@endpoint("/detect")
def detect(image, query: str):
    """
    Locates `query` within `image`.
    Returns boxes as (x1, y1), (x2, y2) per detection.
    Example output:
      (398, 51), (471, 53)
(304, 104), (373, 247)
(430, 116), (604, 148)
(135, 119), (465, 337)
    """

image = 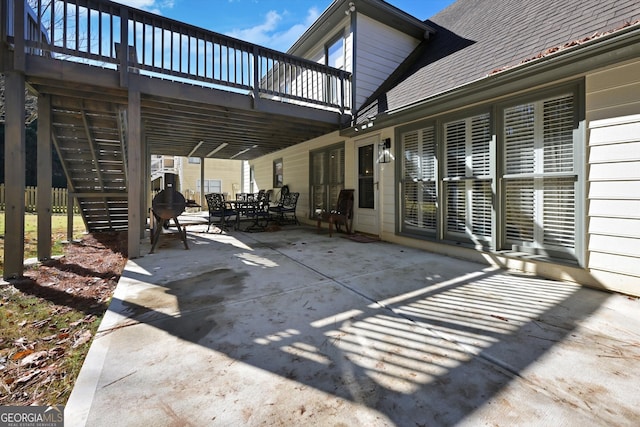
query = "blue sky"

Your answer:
(115, 0), (456, 51)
